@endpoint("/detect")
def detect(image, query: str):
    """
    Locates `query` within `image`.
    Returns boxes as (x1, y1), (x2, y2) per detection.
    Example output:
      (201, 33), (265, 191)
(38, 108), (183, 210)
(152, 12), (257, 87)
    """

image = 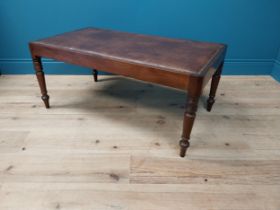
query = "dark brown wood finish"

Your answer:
(92, 69), (98, 82)
(29, 27), (227, 157)
(180, 76), (203, 157)
(207, 62), (224, 112)
(31, 56), (50, 108)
